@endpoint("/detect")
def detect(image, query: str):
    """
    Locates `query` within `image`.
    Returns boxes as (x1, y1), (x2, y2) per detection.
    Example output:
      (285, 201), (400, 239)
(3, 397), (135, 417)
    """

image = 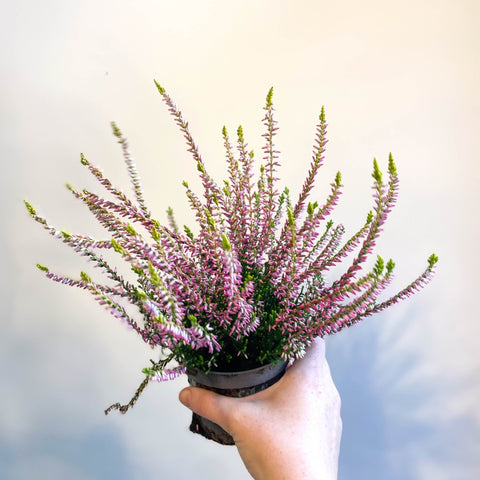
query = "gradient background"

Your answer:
(2, 1), (479, 478)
